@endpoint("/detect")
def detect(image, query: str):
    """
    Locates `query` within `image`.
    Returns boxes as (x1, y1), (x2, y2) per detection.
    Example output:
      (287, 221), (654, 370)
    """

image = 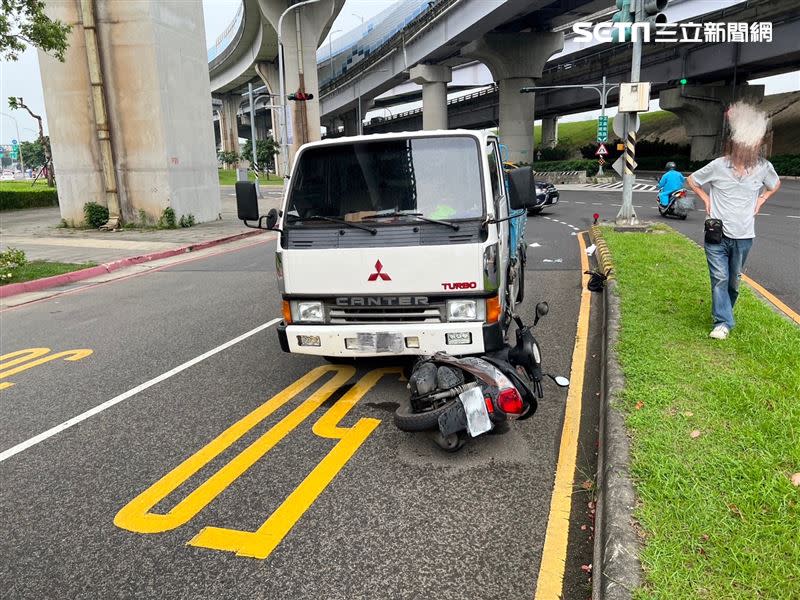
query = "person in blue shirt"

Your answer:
(658, 162), (685, 206)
